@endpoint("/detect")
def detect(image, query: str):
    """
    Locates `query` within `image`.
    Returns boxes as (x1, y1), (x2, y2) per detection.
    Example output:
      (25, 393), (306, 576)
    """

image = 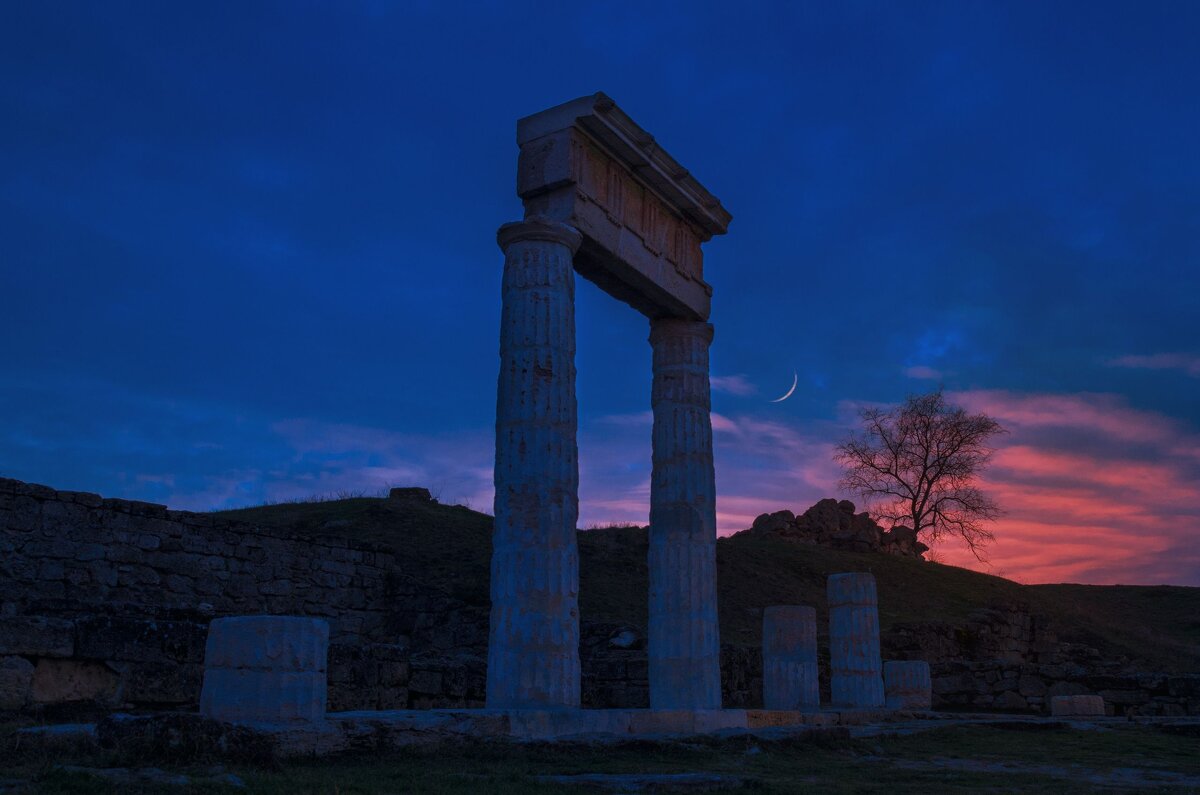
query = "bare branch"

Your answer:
(834, 388), (1006, 560)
